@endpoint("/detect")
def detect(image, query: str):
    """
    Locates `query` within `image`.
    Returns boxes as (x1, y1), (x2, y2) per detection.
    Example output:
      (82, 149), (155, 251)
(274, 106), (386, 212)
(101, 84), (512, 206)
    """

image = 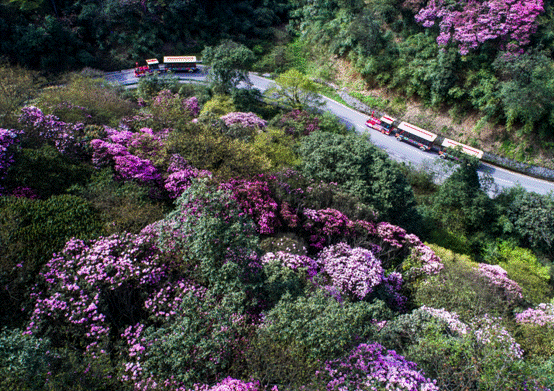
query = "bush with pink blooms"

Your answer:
(415, 0), (544, 54)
